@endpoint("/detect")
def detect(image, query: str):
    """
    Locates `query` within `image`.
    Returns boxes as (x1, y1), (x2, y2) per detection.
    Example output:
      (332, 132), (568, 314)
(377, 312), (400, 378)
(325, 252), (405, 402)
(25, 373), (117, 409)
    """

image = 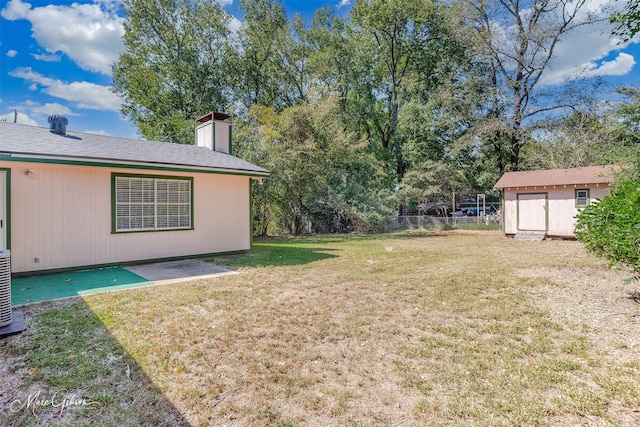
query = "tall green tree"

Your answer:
(607, 87), (640, 148)
(520, 110), (625, 170)
(304, 8), (357, 120)
(575, 8), (640, 284)
(350, 0), (451, 180)
(451, 0), (602, 174)
(398, 161), (470, 213)
(606, 86), (640, 181)
(611, 0), (640, 42)
(559, 87), (640, 284)
(520, 86), (640, 173)
(392, 9), (485, 209)
(575, 180), (640, 282)
(112, 0), (231, 143)
(609, 2), (640, 181)
(226, 0), (309, 111)
(234, 95), (393, 235)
